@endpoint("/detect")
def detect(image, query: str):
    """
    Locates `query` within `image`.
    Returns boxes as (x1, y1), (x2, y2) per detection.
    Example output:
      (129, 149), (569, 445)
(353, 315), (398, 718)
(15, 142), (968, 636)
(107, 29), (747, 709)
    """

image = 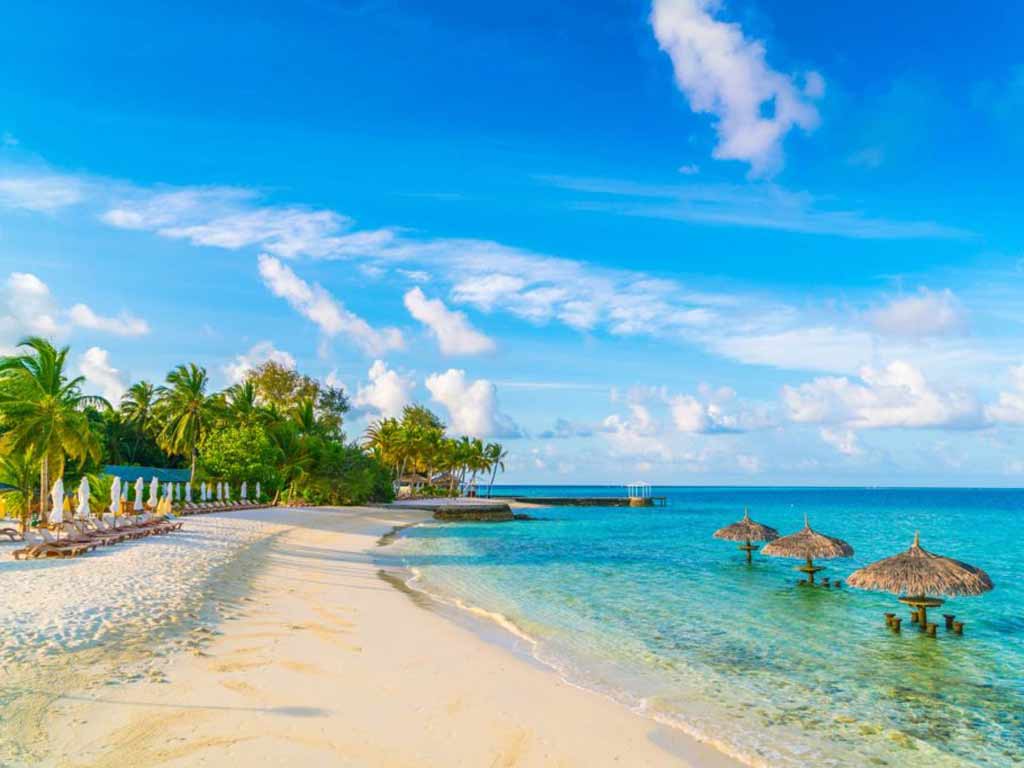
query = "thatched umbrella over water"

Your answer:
(848, 532), (993, 630)
(762, 514), (853, 585)
(714, 508), (779, 563)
